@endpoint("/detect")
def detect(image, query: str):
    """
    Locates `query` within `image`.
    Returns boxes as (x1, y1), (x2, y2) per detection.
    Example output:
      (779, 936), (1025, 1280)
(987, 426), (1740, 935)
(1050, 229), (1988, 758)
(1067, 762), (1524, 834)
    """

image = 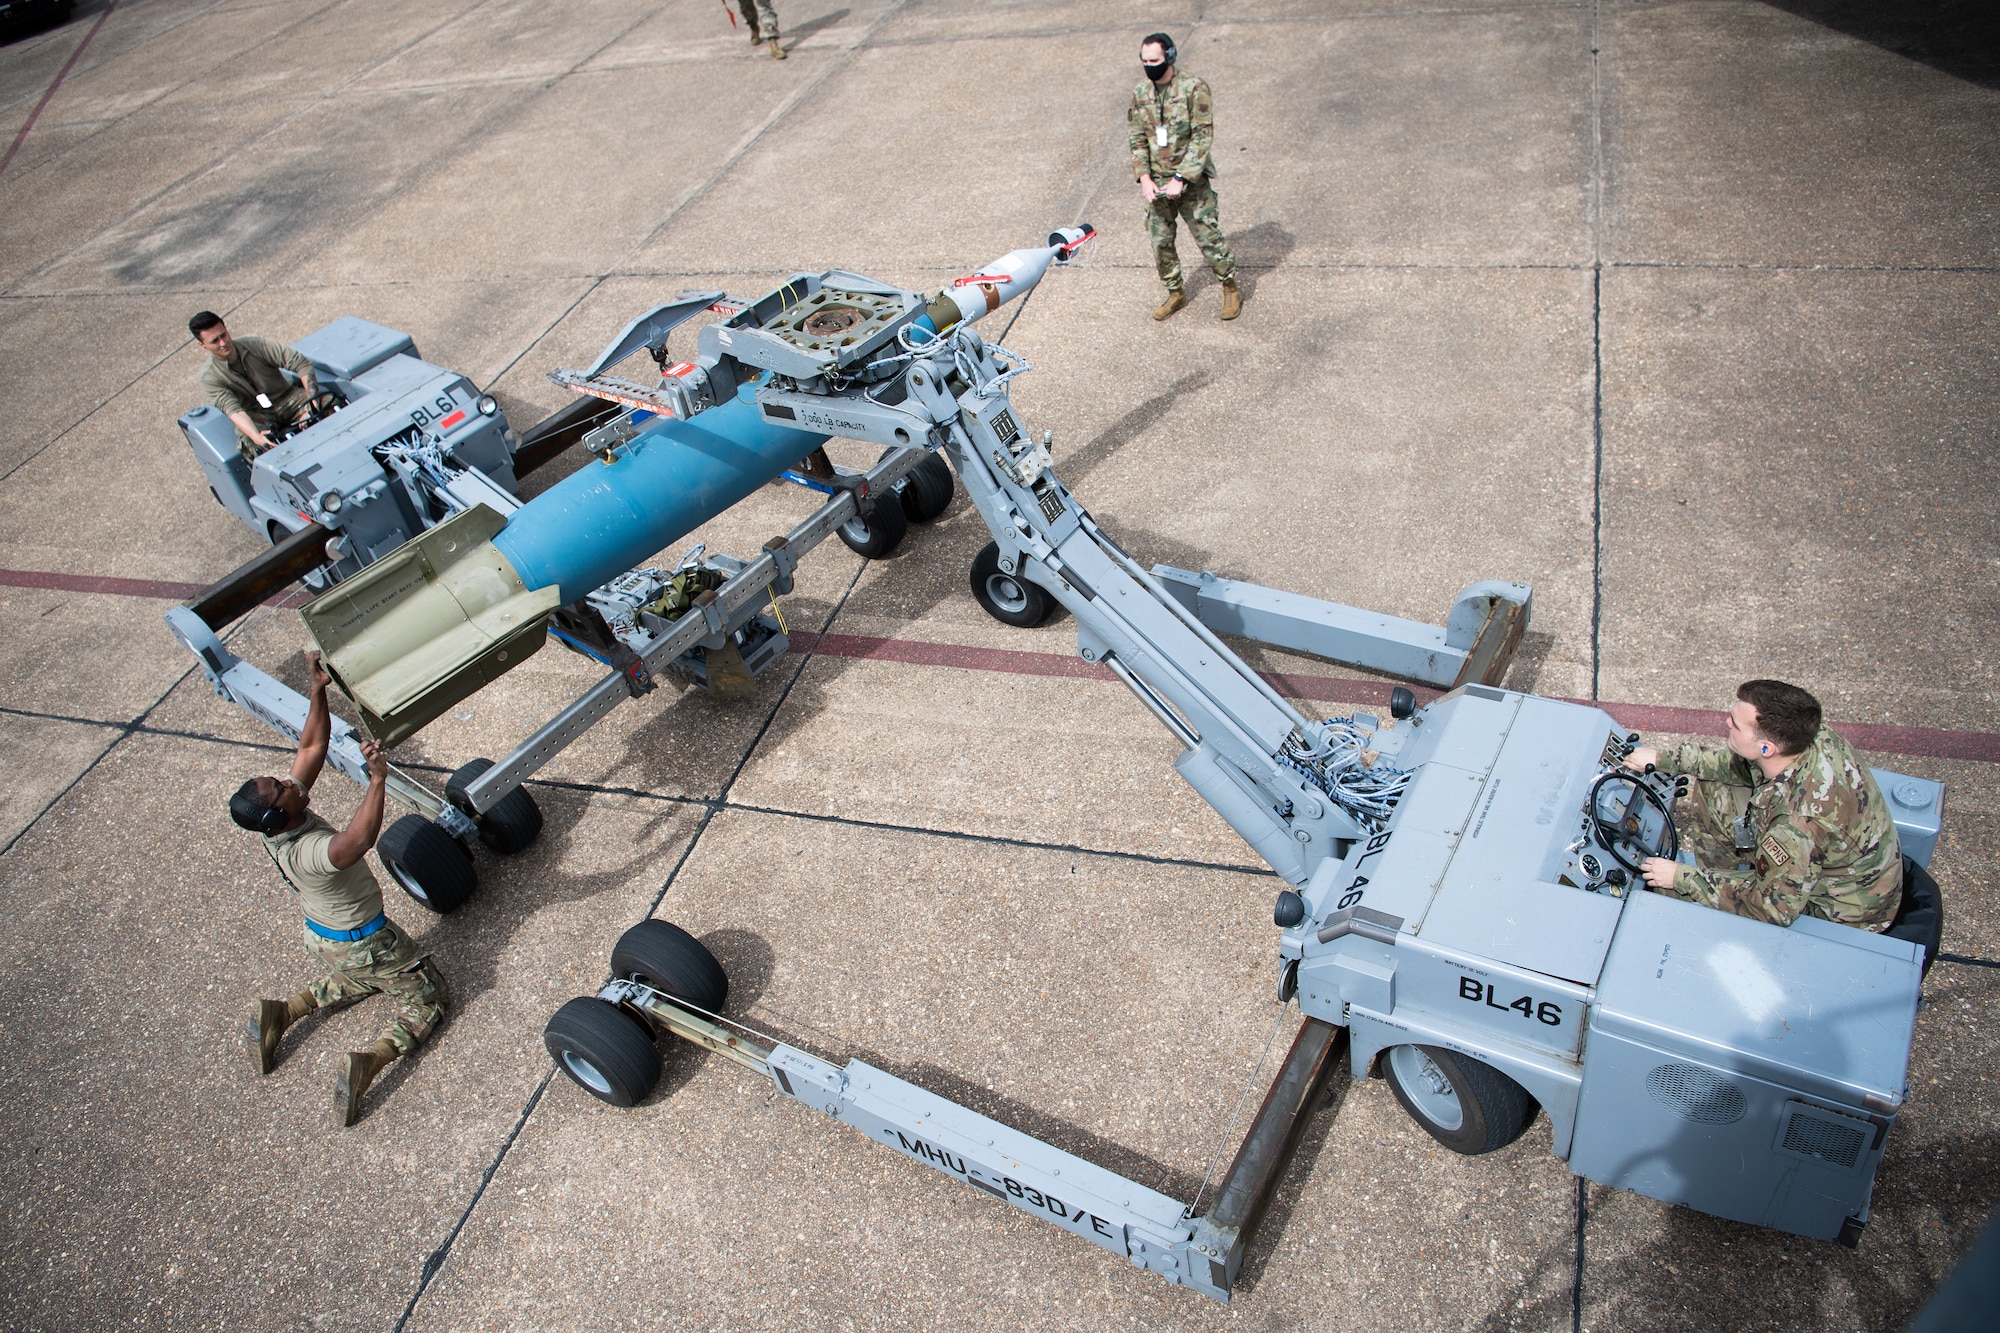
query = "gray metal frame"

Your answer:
(600, 978), (1238, 1299)
(550, 251), (1945, 1302)
(162, 605), (479, 843)
(170, 254), (1950, 1304)
(1151, 565), (1531, 690)
(167, 444), (933, 825)
(167, 312), (937, 836)
(452, 443), (929, 813)
(181, 316), (522, 578)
